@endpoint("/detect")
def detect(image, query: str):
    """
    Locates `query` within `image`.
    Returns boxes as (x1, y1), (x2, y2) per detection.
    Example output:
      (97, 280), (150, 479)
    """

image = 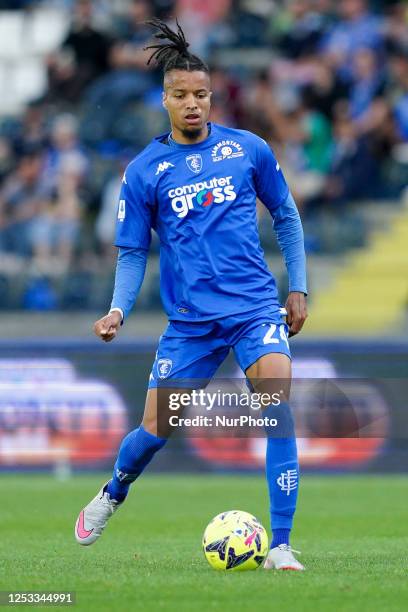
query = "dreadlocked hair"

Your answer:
(144, 19), (209, 75)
